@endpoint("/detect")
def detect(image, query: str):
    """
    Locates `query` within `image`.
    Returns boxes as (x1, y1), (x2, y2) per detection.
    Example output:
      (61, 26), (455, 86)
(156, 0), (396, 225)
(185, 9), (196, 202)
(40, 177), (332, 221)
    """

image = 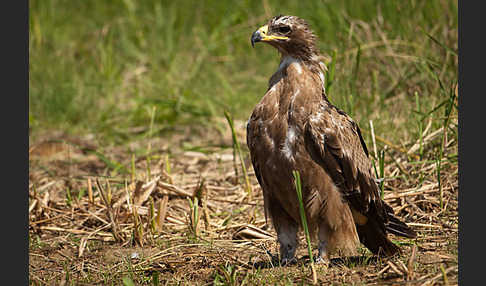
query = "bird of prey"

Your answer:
(247, 15), (416, 265)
